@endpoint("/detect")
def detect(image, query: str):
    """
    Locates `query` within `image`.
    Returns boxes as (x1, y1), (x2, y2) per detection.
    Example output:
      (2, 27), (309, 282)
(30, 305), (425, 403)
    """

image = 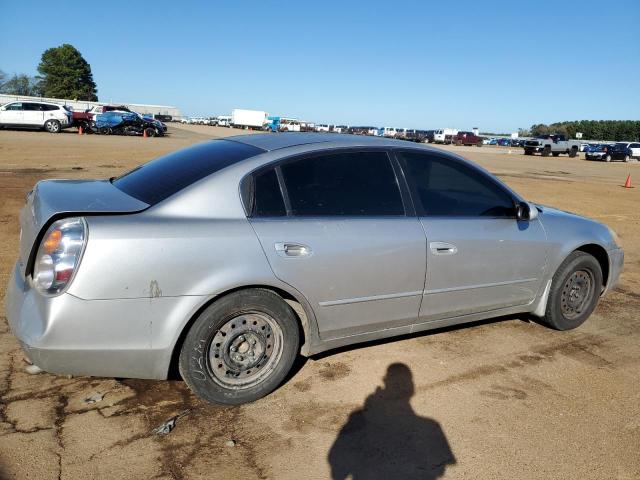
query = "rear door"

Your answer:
(397, 150), (548, 322)
(248, 149), (426, 340)
(23, 103), (45, 126)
